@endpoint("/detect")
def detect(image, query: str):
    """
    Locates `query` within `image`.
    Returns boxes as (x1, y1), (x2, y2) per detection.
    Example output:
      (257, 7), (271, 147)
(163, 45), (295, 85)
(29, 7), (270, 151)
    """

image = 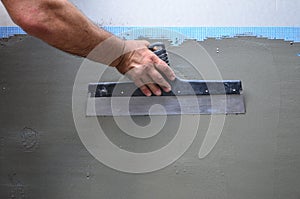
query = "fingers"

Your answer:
(152, 56), (176, 81)
(114, 40), (177, 96)
(127, 69), (163, 96)
(133, 78), (152, 97)
(147, 68), (171, 93)
(139, 83), (162, 96)
(140, 75), (162, 96)
(126, 54), (175, 96)
(132, 41), (176, 83)
(146, 83), (162, 96)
